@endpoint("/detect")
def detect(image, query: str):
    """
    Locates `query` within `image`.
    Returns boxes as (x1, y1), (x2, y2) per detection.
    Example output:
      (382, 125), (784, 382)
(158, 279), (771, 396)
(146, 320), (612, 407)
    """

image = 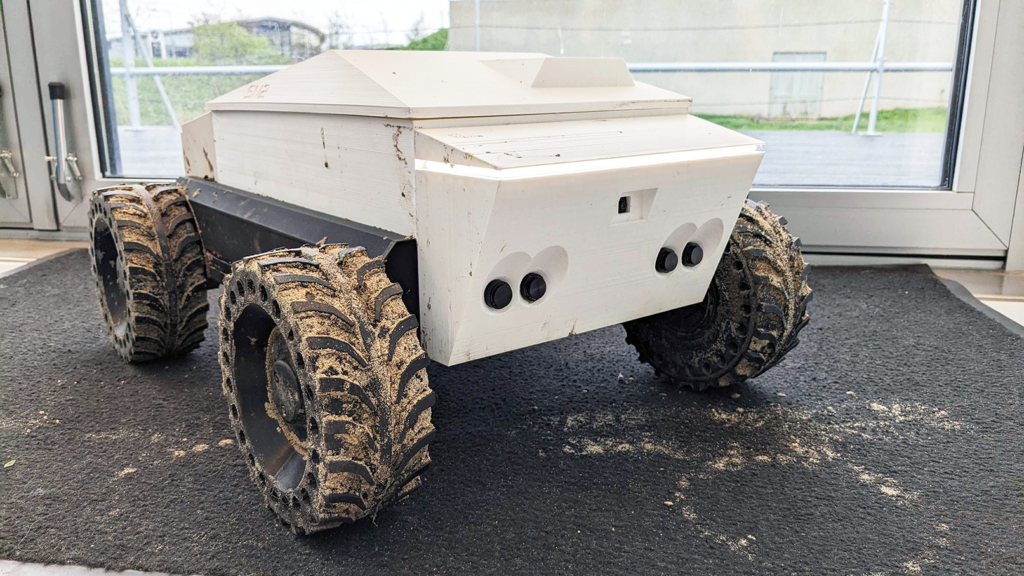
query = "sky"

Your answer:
(101, 0), (452, 46)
